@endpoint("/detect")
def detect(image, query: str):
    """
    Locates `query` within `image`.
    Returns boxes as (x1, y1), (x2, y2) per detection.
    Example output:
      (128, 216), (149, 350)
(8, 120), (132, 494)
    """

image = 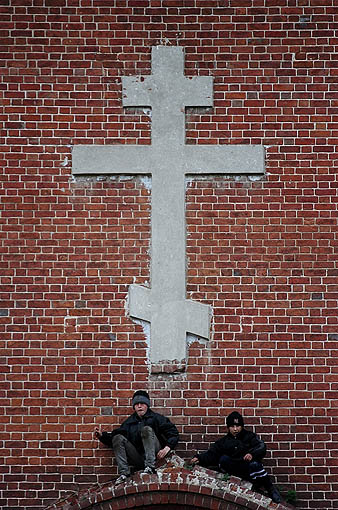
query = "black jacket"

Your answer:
(99, 408), (179, 454)
(197, 428), (267, 467)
